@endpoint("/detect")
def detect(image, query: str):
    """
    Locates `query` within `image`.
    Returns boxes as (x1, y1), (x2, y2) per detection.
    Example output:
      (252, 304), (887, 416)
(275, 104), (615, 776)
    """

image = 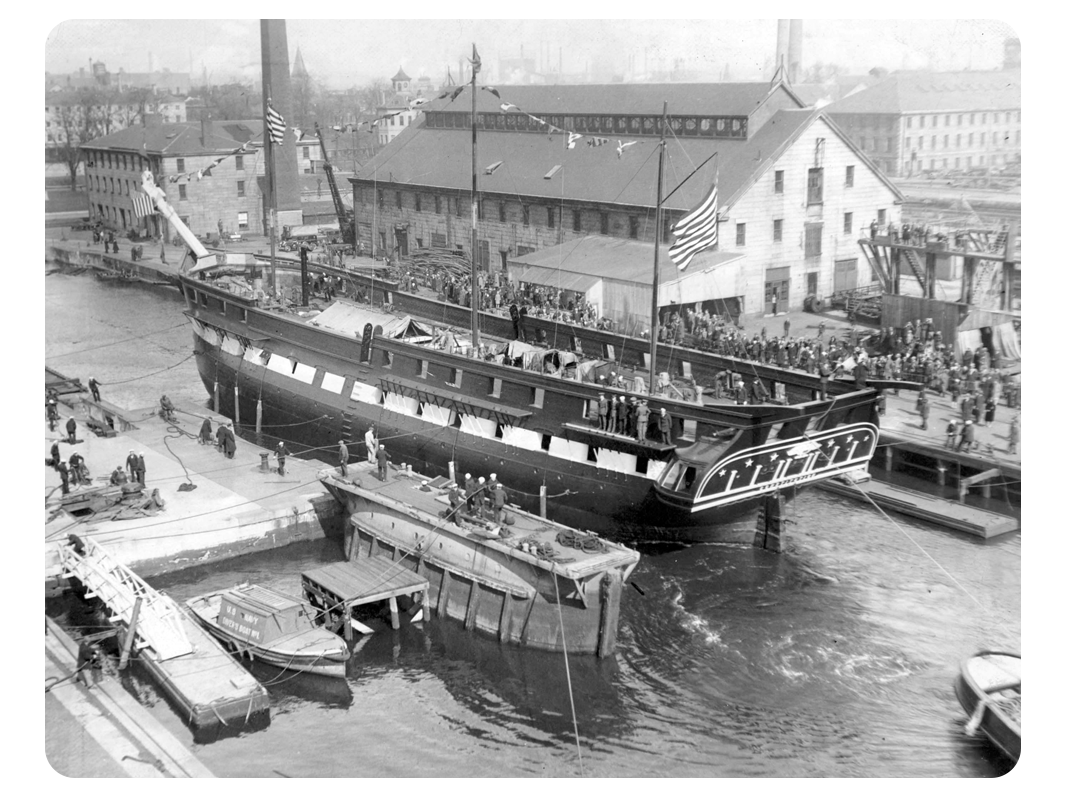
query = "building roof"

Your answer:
(83, 120), (259, 156)
(826, 70), (1021, 115)
(392, 67), (411, 83)
(510, 234), (743, 287)
(355, 103), (900, 211)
